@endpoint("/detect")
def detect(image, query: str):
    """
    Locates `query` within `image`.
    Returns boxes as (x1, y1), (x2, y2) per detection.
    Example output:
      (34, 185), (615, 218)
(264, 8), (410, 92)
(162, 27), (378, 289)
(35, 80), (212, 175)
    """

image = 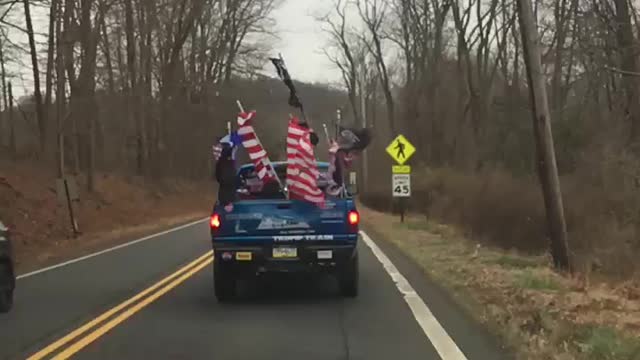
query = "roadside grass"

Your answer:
(361, 205), (640, 360)
(490, 255), (542, 269)
(572, 325), (640, 360)
(515, 270), (563, 291)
